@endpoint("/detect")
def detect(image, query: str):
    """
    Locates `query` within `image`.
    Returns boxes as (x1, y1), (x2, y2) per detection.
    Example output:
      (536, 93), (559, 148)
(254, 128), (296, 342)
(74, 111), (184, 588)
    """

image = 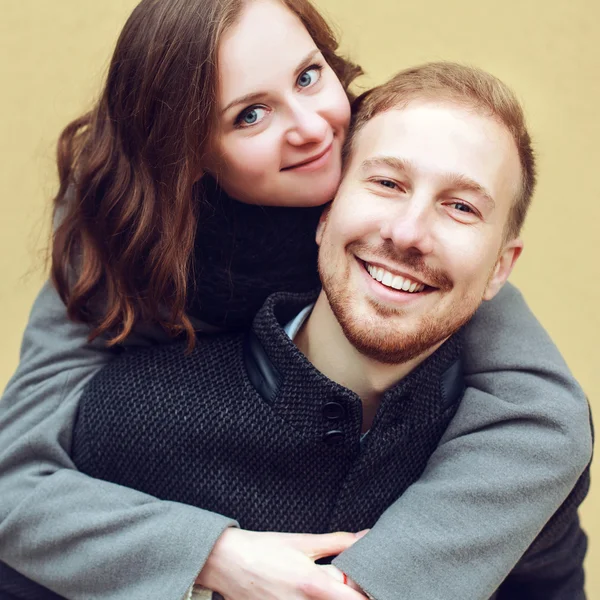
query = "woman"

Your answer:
(0, 0), (591, 599)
